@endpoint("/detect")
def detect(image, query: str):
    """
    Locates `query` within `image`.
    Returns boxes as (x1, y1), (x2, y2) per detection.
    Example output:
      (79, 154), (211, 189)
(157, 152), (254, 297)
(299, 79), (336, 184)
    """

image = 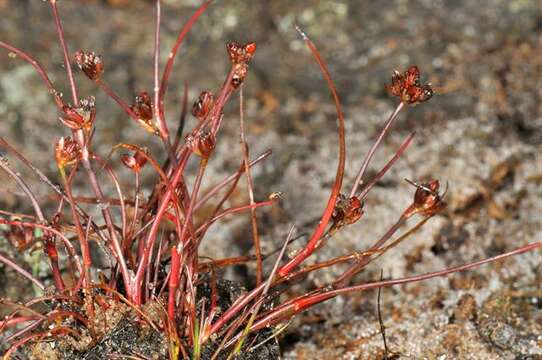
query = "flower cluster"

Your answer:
(74, 50), (104, 81)
(332, 194), (364, 228)
(386, 65), (433, 105)
(54, 136), (81, 168)
(185, 130), (216, 159)
(59, 96), (96, 132)
(130, 91), (159, 134)
(226, 41), (256, 88)
(408, 179), (447, 217)
(121, 148), (148, 173)
(192, 91), (215, 120)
